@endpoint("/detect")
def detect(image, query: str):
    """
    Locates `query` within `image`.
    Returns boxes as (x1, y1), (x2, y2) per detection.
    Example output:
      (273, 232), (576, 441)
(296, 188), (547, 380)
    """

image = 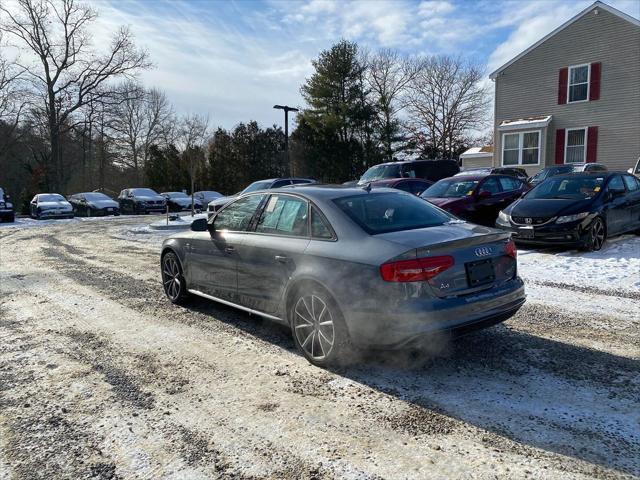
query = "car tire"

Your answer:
(288, 284), (354, 368)
(583, 216), (606, 252)
(161, 252), (190, 305)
